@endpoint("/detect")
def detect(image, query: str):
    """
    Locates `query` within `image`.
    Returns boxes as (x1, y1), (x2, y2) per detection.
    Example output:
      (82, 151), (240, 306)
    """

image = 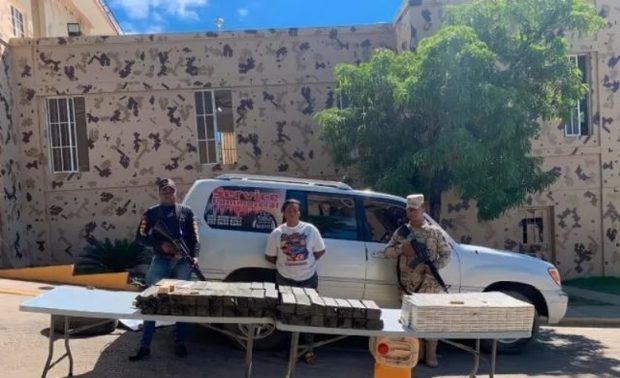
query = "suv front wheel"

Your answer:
(481, 290), (540, 354)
